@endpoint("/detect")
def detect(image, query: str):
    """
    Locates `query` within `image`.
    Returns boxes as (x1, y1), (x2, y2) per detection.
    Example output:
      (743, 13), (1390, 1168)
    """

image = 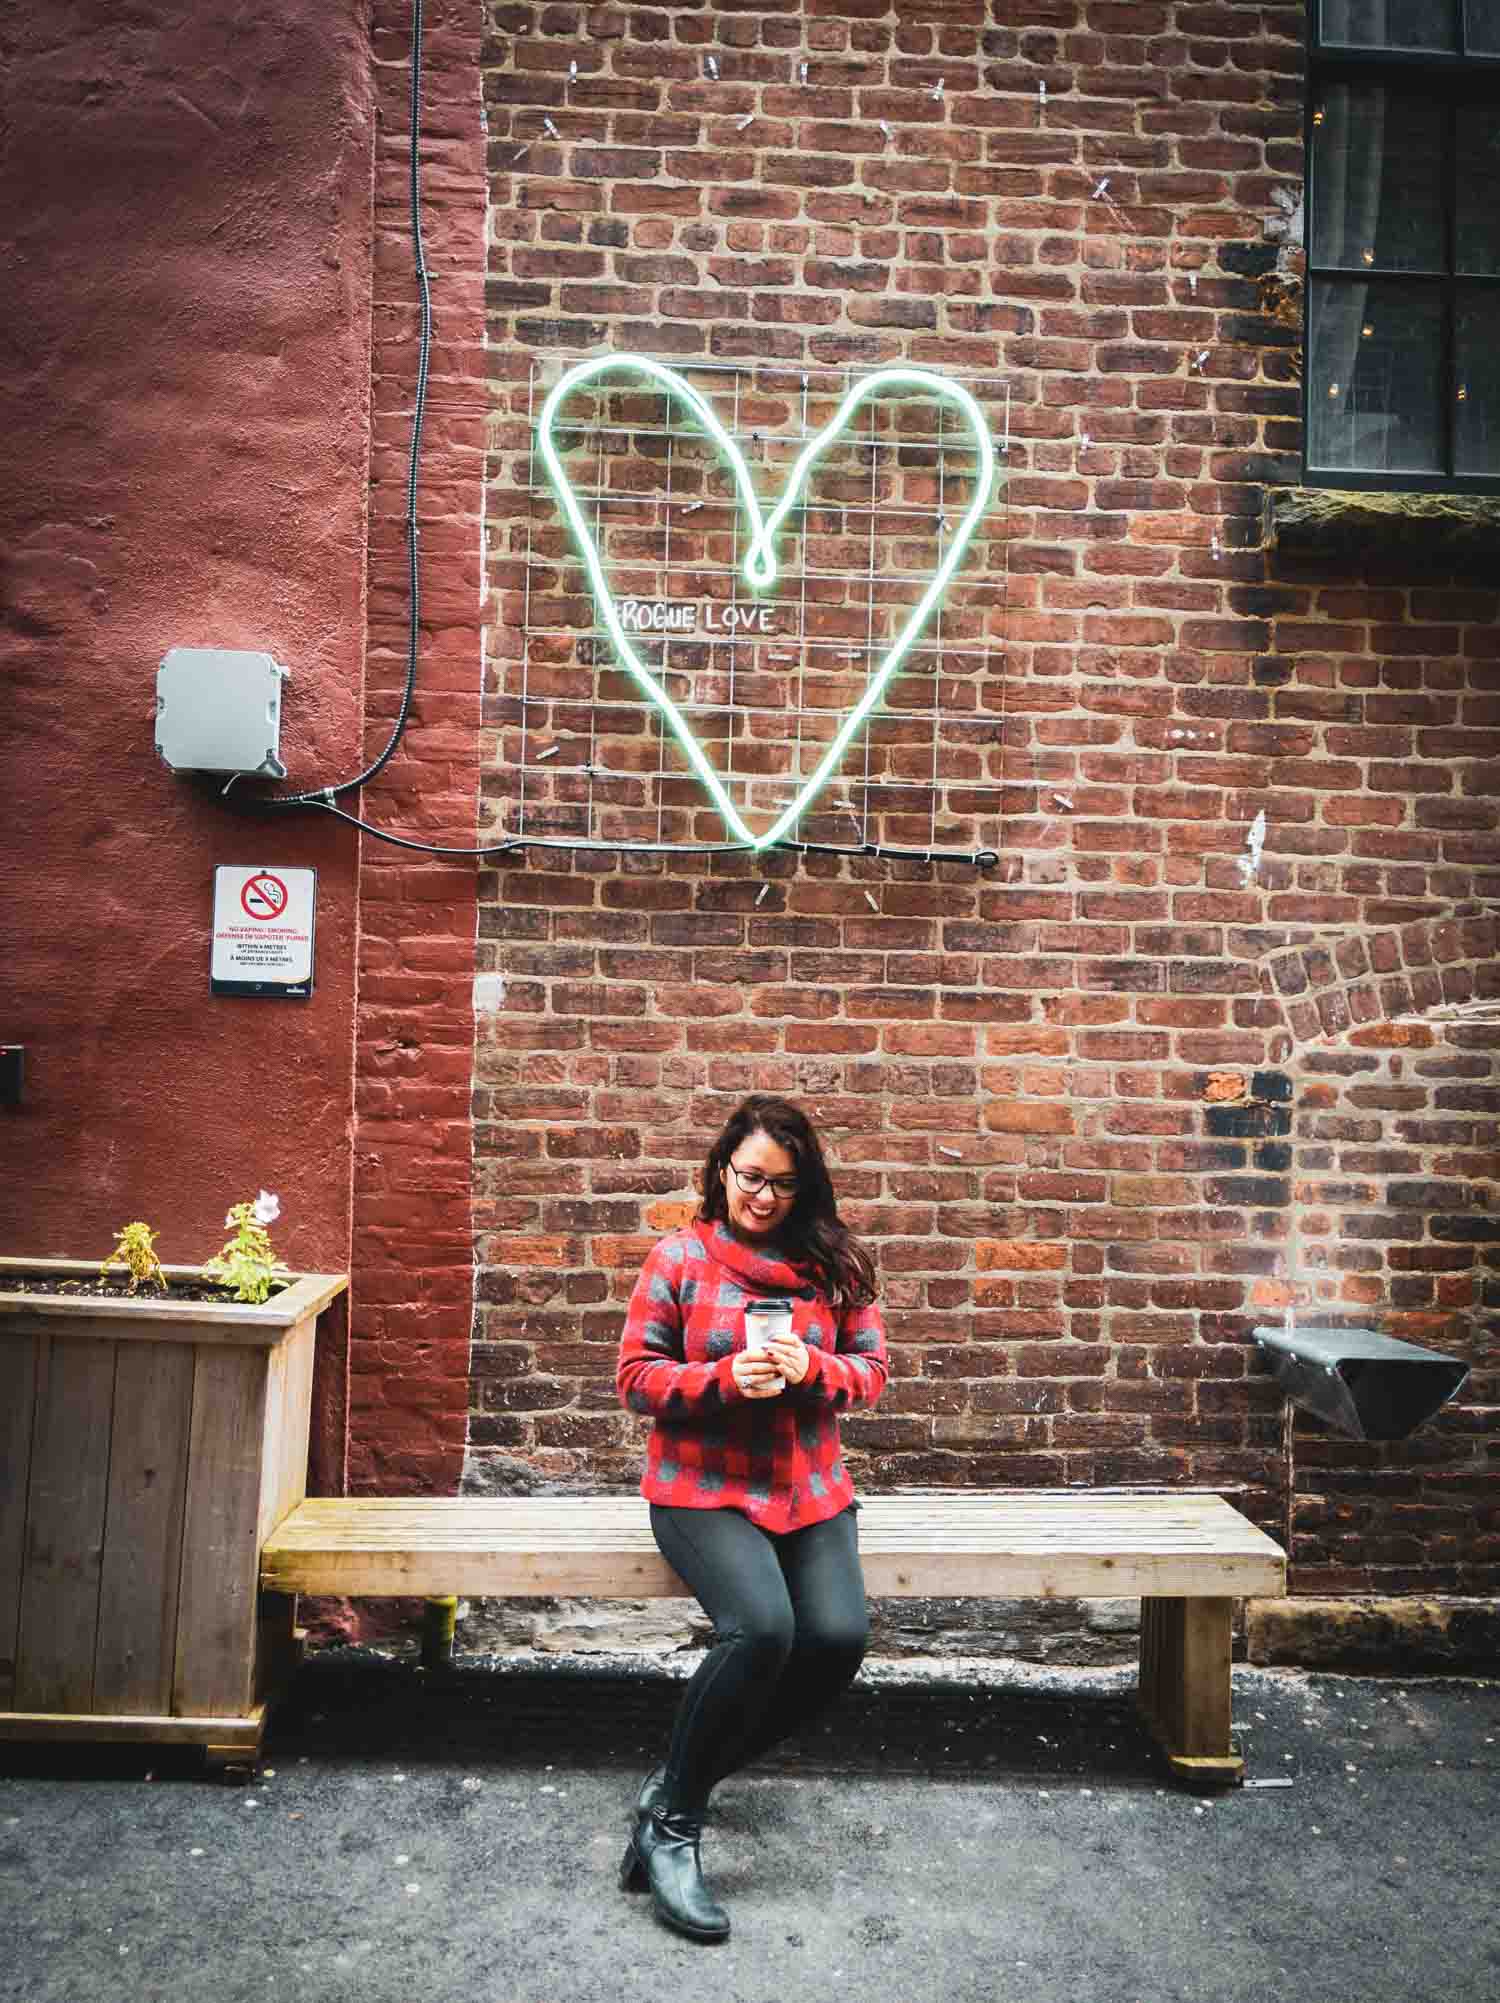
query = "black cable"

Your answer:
(307, 799), (522, 857)
(258, 0), (431, 811)
(304, 798), (994, 868)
